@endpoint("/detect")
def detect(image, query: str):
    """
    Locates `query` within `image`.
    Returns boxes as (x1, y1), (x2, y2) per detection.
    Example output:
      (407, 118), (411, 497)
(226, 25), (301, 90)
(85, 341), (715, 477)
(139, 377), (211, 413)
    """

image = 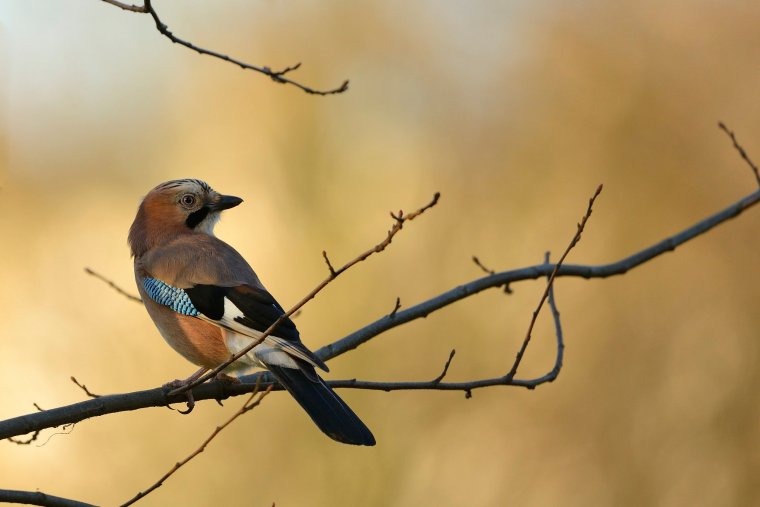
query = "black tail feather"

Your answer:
(267, 364), (376, 446)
